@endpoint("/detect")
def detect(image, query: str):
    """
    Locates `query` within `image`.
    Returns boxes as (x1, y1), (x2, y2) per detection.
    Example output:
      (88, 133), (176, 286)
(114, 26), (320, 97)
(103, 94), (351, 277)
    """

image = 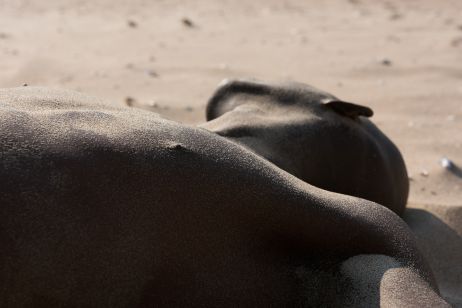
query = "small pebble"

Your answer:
(127, 20), (138, 28)
(146, 69), (158, 78)
(22, 83), (28, 87)
(147, 101), (158, 108)
(389, 13), (402, 20)
(420, 169), (429, 177)
(181, 17), (194, 27)
(125, 96), (135, 106)
(380, 58), (392, 66)
(440, 157), (453, 169)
